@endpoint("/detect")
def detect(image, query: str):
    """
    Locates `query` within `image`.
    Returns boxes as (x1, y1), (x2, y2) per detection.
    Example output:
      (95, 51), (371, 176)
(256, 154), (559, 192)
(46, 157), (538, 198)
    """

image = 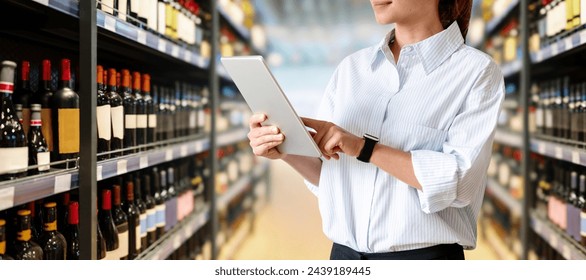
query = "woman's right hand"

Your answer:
(248, 113), (286, 160)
